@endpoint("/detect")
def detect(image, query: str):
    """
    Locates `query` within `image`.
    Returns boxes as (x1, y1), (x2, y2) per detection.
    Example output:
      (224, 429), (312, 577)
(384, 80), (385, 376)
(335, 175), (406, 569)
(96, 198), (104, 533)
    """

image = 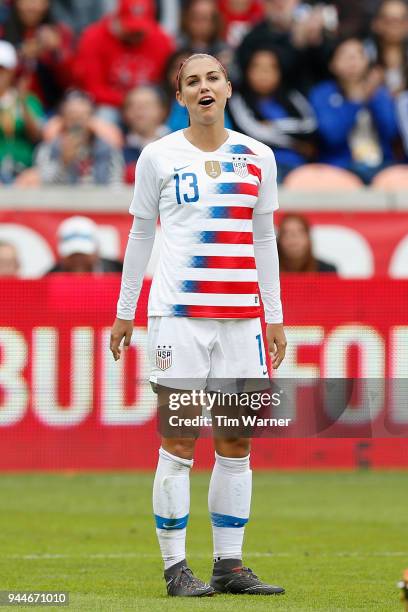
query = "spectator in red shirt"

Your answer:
(1, 0), (75, 111)
(218, 0), (265, 48)
(74, 0), (175, 124)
